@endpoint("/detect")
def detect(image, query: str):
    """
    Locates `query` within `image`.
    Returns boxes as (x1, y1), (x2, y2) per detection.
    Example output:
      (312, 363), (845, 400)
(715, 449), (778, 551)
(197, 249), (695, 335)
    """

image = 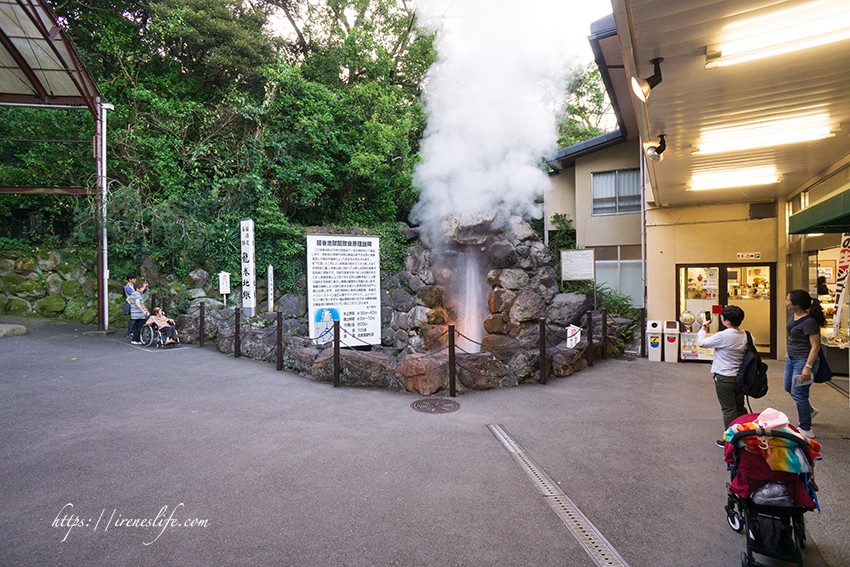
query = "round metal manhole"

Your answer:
(411, 398), (460, 414)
